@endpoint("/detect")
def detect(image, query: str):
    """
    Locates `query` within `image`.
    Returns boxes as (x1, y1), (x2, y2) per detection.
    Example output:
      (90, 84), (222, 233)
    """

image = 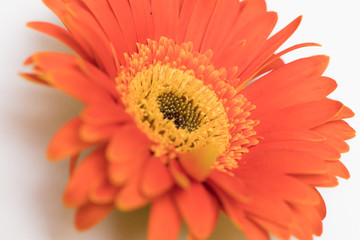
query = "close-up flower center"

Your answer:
(117, 38), (259, 170)
(157, 92), (202, 132)
(118, 62), (231, 156)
